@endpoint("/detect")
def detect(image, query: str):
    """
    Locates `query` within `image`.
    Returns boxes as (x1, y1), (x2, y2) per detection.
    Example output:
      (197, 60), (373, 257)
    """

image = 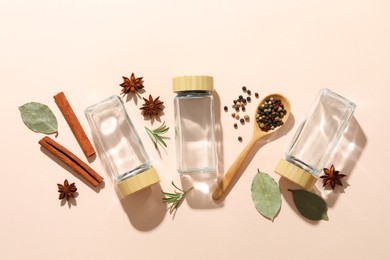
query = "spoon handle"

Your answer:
(212, 136), (257, 200)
